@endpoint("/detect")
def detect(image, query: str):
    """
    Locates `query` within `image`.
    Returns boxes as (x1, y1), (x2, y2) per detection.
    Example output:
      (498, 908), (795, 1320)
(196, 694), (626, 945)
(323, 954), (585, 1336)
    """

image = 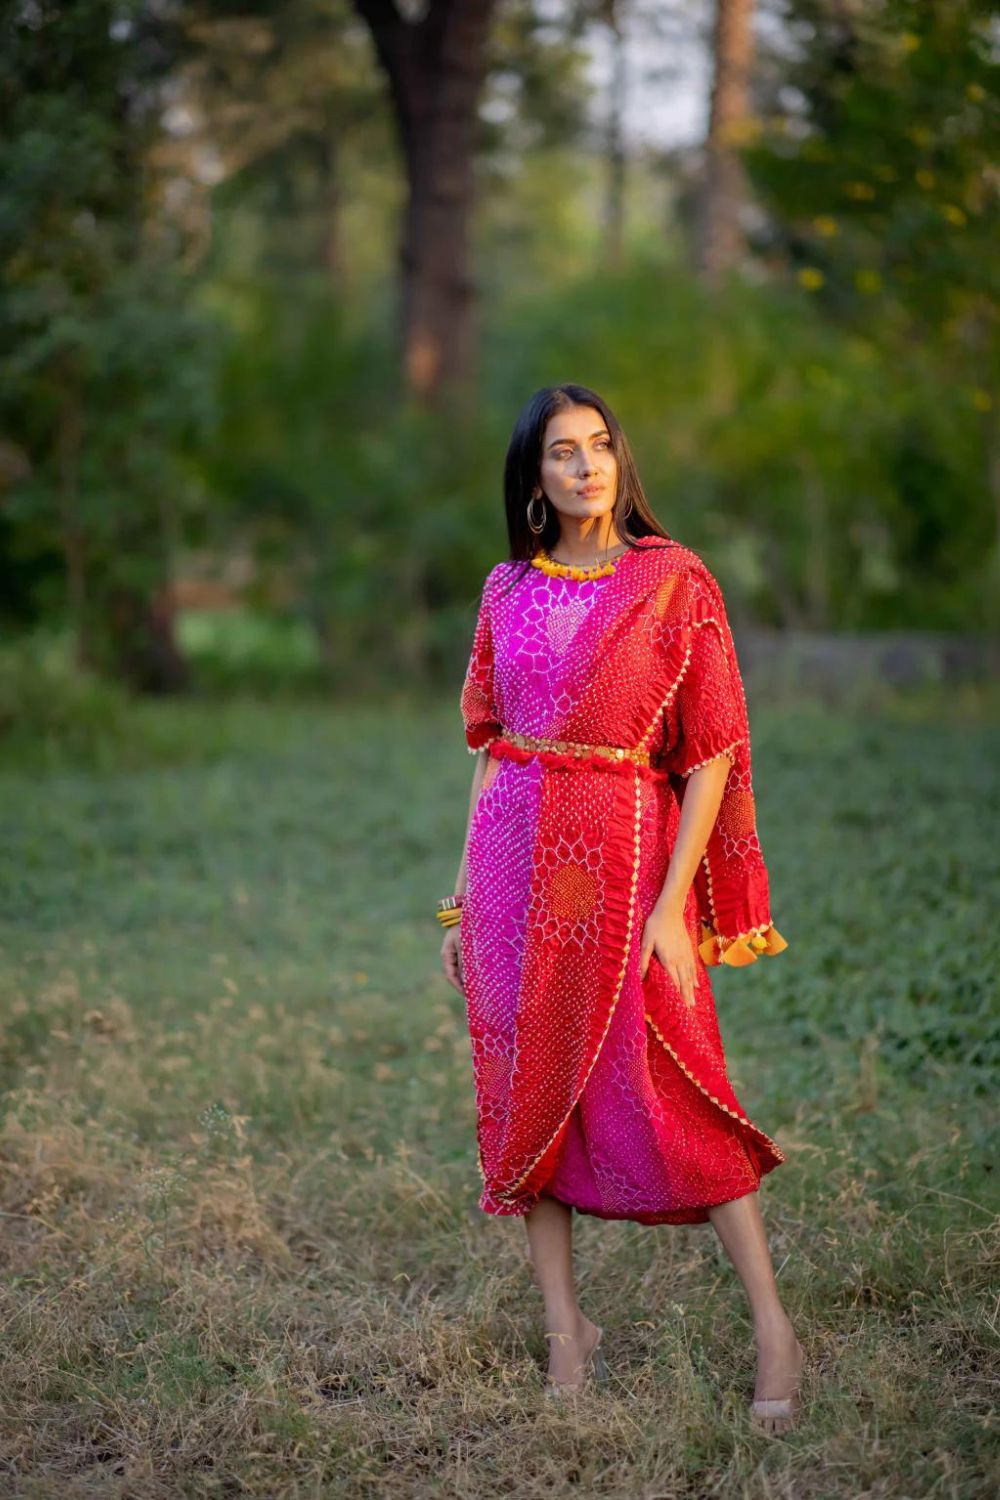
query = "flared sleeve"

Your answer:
(666, 563), (789, 968)
(663, 575), (747, 779)
(460, 566), (502, 752)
